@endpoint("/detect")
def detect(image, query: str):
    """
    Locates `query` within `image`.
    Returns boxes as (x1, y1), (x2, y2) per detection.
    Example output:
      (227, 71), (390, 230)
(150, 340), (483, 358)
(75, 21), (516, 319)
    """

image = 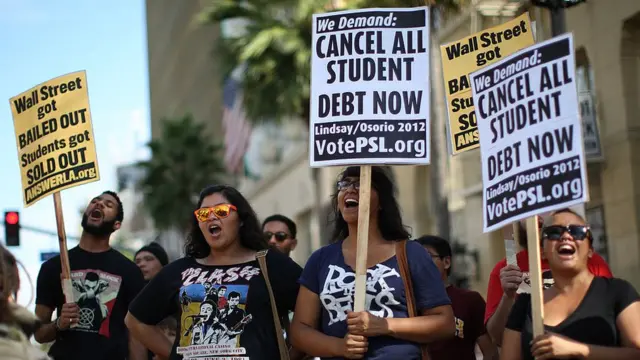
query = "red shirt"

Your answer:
(484, 249), (613, 324)
(429, 286), (487, 360)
